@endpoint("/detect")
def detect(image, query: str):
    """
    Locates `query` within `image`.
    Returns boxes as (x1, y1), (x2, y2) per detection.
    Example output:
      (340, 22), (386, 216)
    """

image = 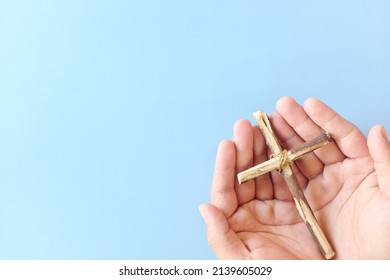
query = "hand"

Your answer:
(199, 96), (390, 259)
